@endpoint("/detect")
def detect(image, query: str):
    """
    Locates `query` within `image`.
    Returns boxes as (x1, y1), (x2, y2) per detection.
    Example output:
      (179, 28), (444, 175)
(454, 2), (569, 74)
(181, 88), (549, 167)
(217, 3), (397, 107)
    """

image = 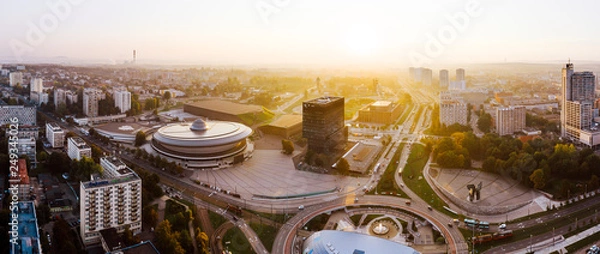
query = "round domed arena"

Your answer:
(151, 119), (254, 169)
